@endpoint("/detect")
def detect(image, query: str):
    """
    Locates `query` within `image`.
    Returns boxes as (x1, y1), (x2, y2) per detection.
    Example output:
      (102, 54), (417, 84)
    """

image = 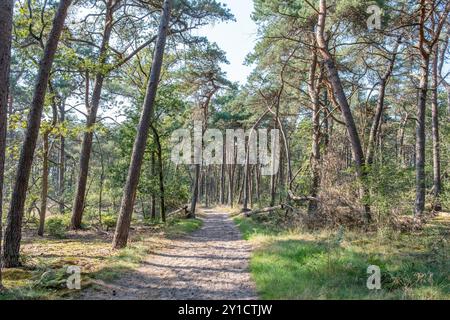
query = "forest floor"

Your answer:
(2, 207), (448, 300)
(77, 208), (257, 300)
(0, 216), (204, 299)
